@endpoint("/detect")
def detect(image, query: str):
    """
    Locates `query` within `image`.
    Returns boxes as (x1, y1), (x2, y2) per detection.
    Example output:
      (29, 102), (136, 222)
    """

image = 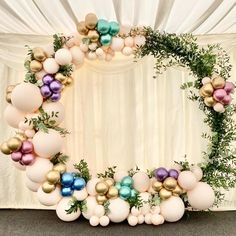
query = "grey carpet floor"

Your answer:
(0, 210), (235, 236)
